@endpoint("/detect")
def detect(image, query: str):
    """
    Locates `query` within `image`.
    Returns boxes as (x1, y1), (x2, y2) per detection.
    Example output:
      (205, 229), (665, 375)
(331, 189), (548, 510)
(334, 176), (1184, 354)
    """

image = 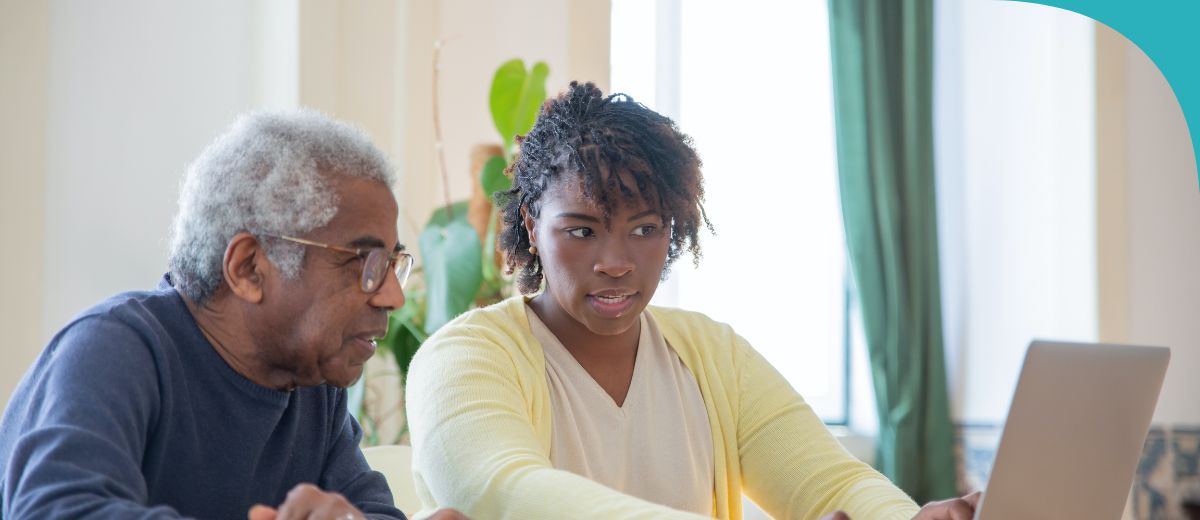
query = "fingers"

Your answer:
(272, 483), (363, 520)
(247, 504), (277, 520)
(818, 511), (851, 520)
(274, 483), (319, 520)
(913, 494), (978, 520)
(946, 499), (974, 520)
(428, 508), (472, 520)
(962, 491), (983, 509)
